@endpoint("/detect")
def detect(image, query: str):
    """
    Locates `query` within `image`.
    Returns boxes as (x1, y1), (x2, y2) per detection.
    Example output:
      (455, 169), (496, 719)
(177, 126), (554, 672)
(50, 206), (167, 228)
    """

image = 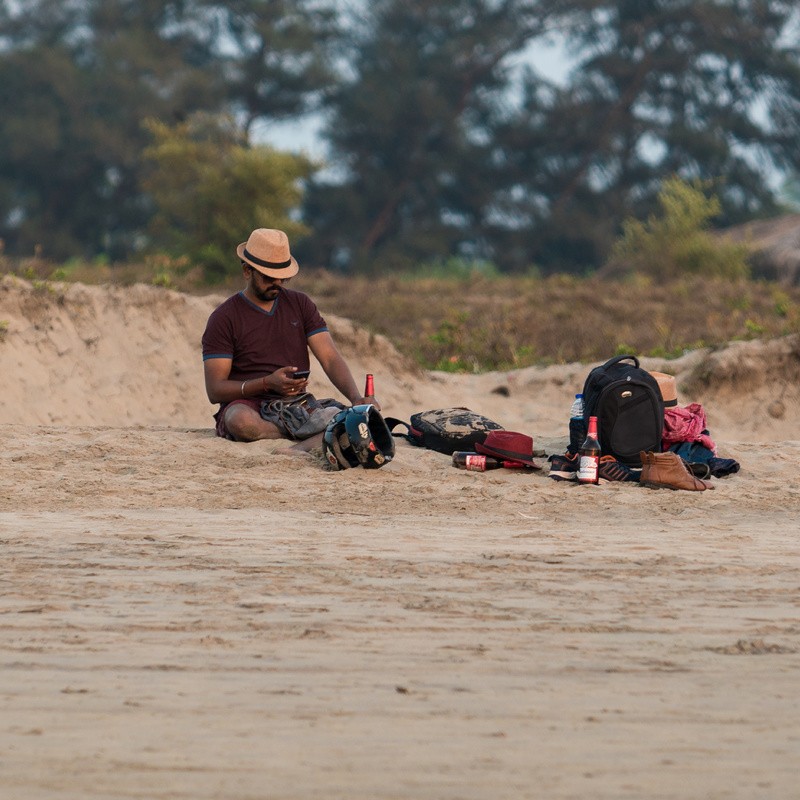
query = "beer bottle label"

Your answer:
(578, 455), (599, 483)
(464, 454), (487, 472)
